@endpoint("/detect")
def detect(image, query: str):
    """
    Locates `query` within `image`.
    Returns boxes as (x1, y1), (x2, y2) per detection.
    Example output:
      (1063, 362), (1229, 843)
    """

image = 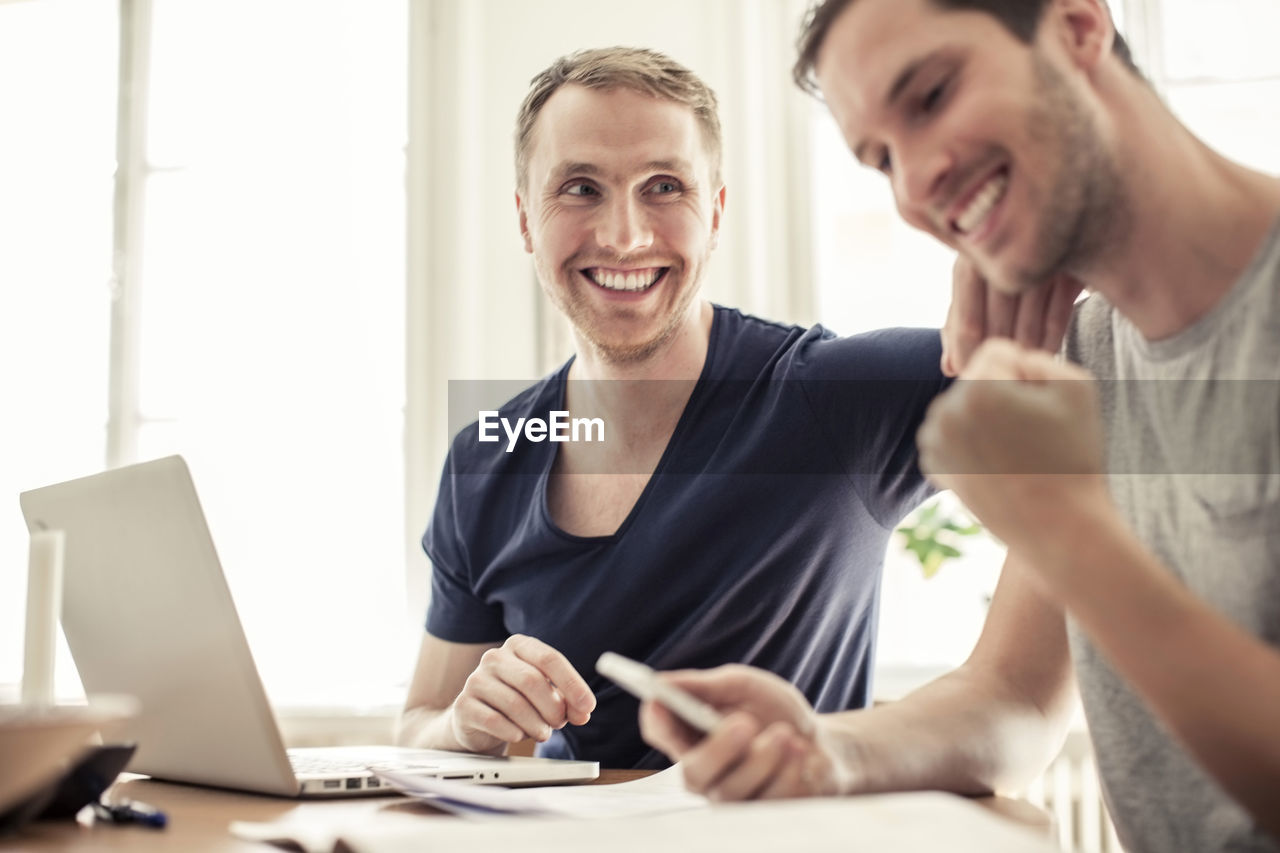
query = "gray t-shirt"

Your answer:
(1063, 218), (1280, 853)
